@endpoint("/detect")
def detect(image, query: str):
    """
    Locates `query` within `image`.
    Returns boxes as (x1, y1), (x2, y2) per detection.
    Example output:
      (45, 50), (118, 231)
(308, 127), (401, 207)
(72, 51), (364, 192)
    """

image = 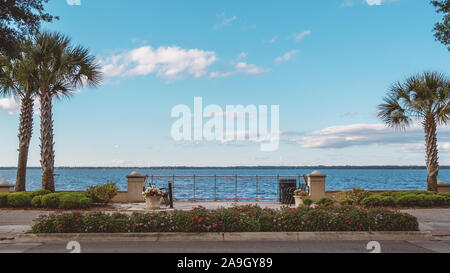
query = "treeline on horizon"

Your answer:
(0, 166), (450, 170)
